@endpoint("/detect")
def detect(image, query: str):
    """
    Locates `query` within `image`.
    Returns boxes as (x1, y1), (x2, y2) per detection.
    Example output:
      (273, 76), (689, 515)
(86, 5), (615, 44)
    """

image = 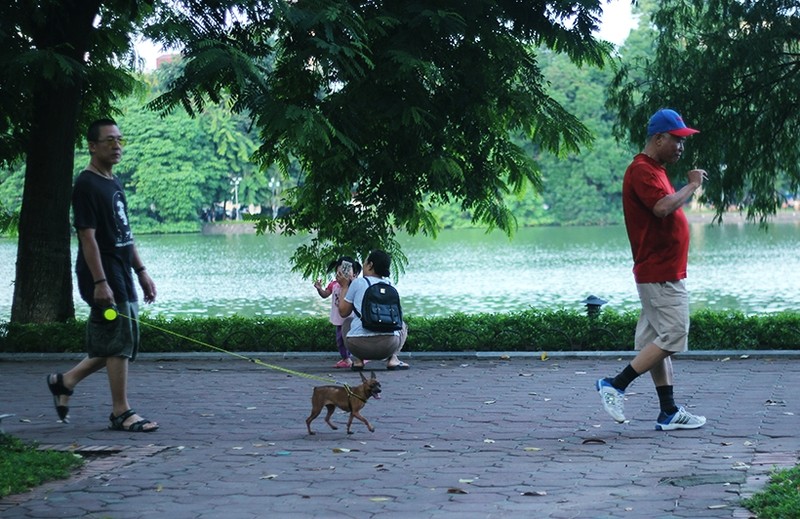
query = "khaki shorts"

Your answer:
(86, 301), (140, 360)
(634, 280), (689, 353)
